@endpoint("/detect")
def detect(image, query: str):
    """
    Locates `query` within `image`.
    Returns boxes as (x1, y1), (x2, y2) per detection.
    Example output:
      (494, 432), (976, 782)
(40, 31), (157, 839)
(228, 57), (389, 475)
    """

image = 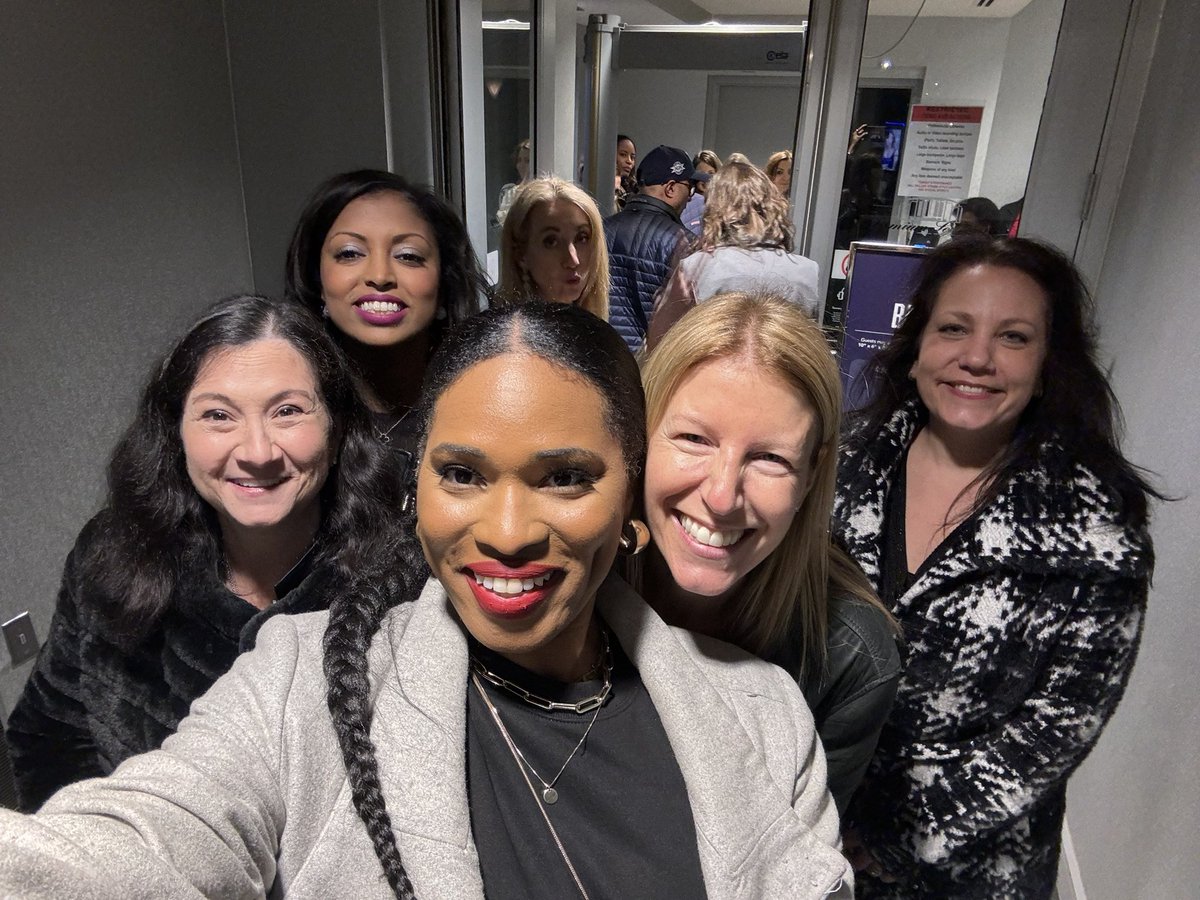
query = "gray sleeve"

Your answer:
(0, 615), (307, 899)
